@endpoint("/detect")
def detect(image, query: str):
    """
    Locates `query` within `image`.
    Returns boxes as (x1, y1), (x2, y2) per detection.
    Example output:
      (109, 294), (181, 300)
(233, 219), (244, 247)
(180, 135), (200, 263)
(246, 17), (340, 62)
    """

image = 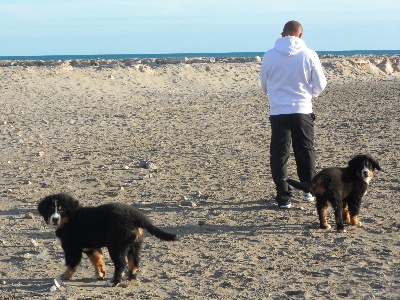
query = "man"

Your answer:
(260, 20), (327, 209)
